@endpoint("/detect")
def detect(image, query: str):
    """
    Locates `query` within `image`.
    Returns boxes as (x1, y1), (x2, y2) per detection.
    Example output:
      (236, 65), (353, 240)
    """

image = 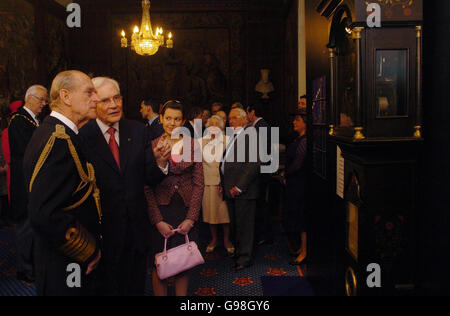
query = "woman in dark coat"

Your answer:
(282, 110), (308, 264)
